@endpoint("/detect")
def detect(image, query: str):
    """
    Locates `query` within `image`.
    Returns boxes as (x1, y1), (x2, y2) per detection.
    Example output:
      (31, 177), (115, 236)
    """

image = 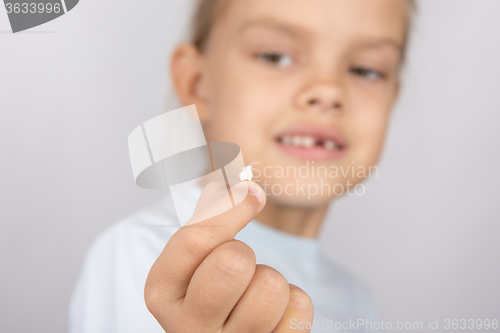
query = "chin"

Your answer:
(255, 177), (348, 207)
(268, 193), (335, 208)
